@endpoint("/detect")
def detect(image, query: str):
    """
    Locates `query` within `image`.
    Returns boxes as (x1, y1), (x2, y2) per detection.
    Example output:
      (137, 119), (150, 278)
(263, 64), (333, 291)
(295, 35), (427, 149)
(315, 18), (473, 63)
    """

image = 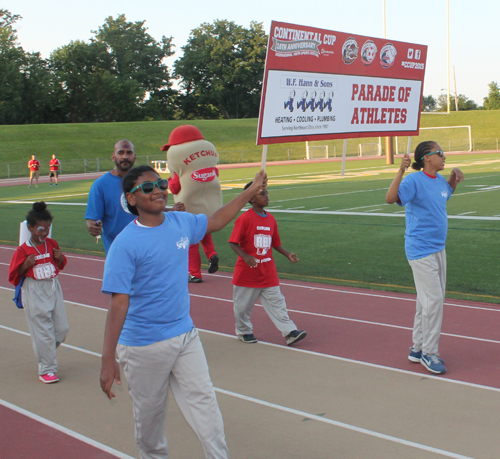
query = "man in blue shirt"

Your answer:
(85, 140), (137, 254)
